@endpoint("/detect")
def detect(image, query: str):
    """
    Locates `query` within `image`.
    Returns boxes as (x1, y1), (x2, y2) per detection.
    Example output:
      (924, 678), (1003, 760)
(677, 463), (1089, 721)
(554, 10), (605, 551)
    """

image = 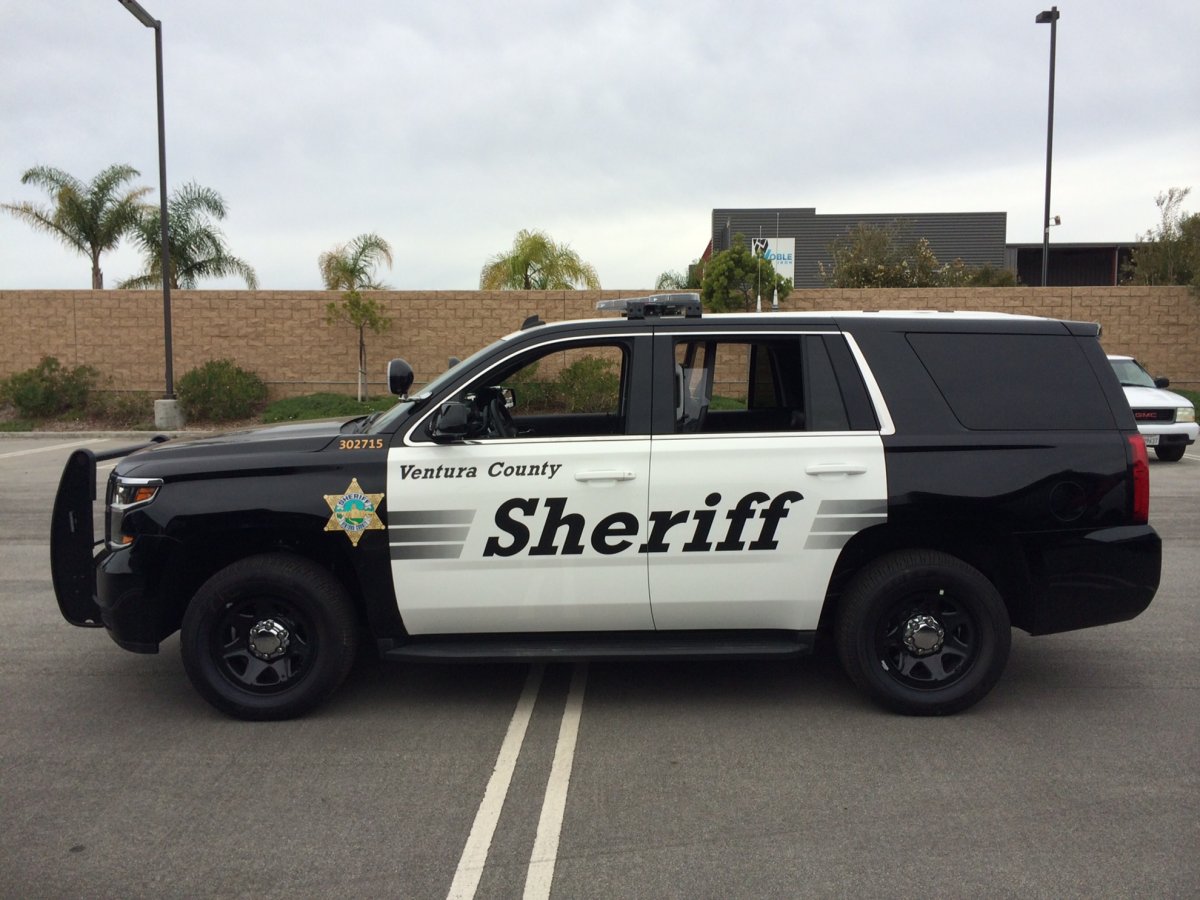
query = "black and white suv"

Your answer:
(51, 295), (1161, 719)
